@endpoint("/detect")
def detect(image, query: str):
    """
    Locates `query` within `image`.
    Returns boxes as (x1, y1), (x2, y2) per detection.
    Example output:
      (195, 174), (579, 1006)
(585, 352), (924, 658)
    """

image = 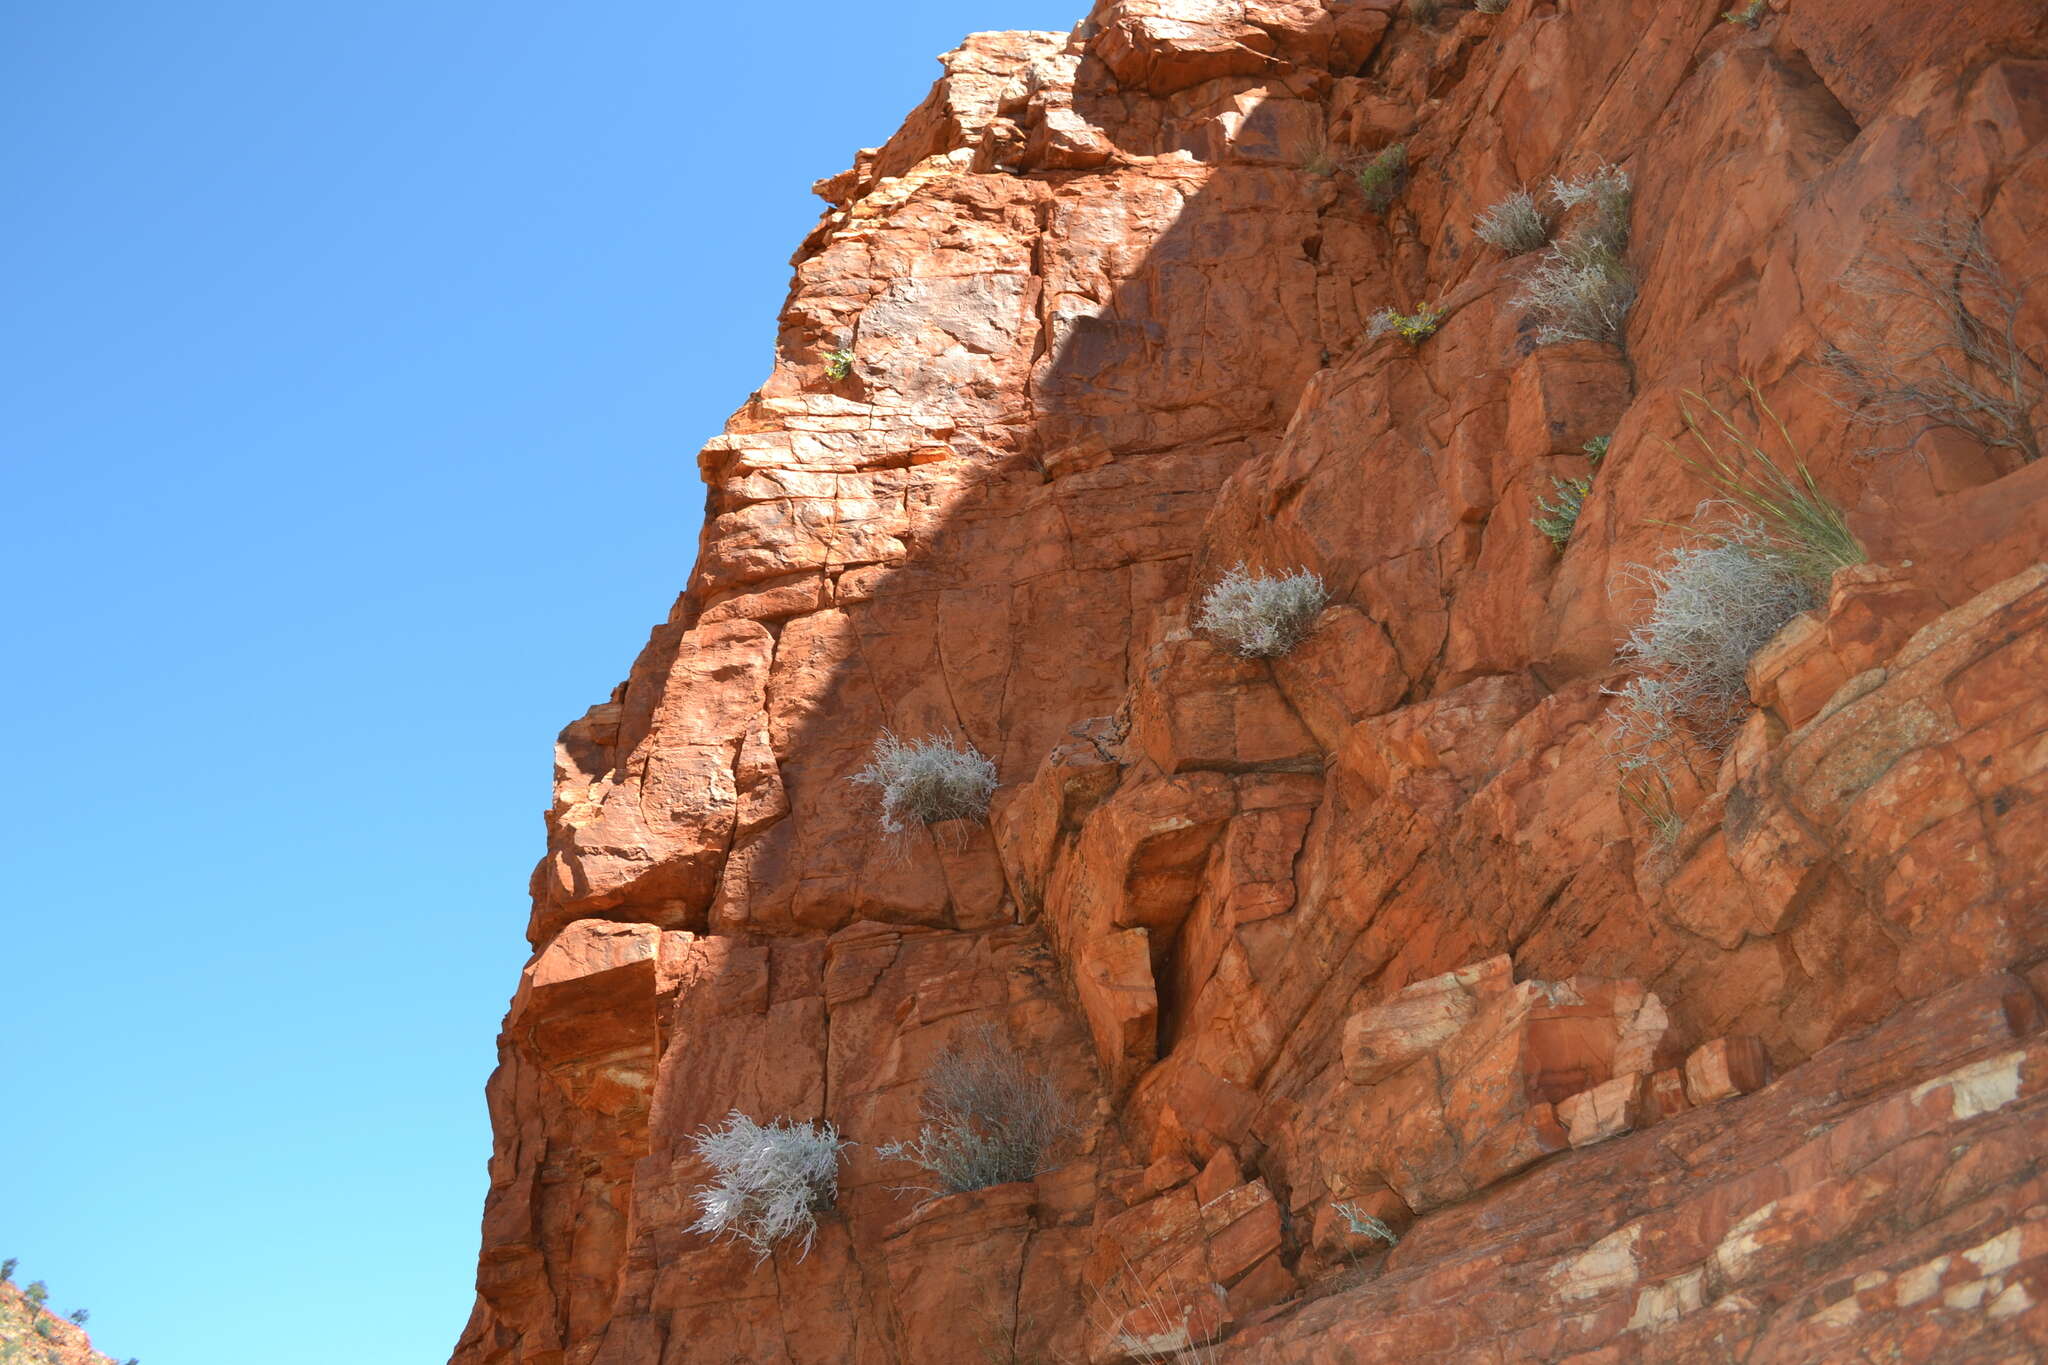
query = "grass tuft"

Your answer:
(1672, 385), (1865, 582)
(876, 1020), (1072, 1205)
(1474, 188), (1550, 255)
